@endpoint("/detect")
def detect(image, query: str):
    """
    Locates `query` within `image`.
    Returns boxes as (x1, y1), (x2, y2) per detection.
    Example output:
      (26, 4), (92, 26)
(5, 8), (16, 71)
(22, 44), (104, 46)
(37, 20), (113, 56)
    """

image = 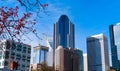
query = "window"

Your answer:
(4, 61), (8, 66)
(16, 54), (21, 60)
(6, 41), (11, 49)
(28, 48), (31, 53)
(27, 59), (30, 62)
(17, 44), (22, 51)
(11, 52), (15, 56)
(11, 43), (16, 50)
(22, 47), (26, 53)
(27, 56), (30, 59)
(22, 64), (25, 68)
(0, 62), (1, 66)
(22, 55), (26, 62)
(5, 51), (9, 59)
(27, 56), (30, 62)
